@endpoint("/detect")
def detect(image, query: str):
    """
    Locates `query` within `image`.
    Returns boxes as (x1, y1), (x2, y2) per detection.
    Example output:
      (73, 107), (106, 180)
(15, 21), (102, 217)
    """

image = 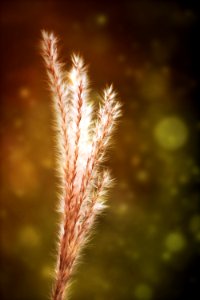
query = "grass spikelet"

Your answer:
(41, 30), (122, 300)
